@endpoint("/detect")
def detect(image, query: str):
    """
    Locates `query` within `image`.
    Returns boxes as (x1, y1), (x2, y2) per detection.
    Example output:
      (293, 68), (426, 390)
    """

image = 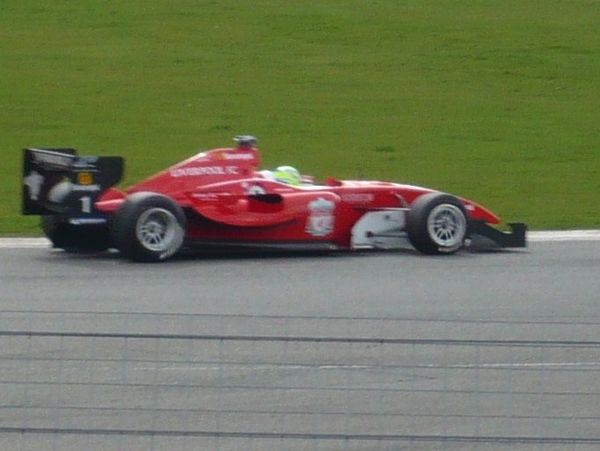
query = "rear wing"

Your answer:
(22, 148), (123, 216)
